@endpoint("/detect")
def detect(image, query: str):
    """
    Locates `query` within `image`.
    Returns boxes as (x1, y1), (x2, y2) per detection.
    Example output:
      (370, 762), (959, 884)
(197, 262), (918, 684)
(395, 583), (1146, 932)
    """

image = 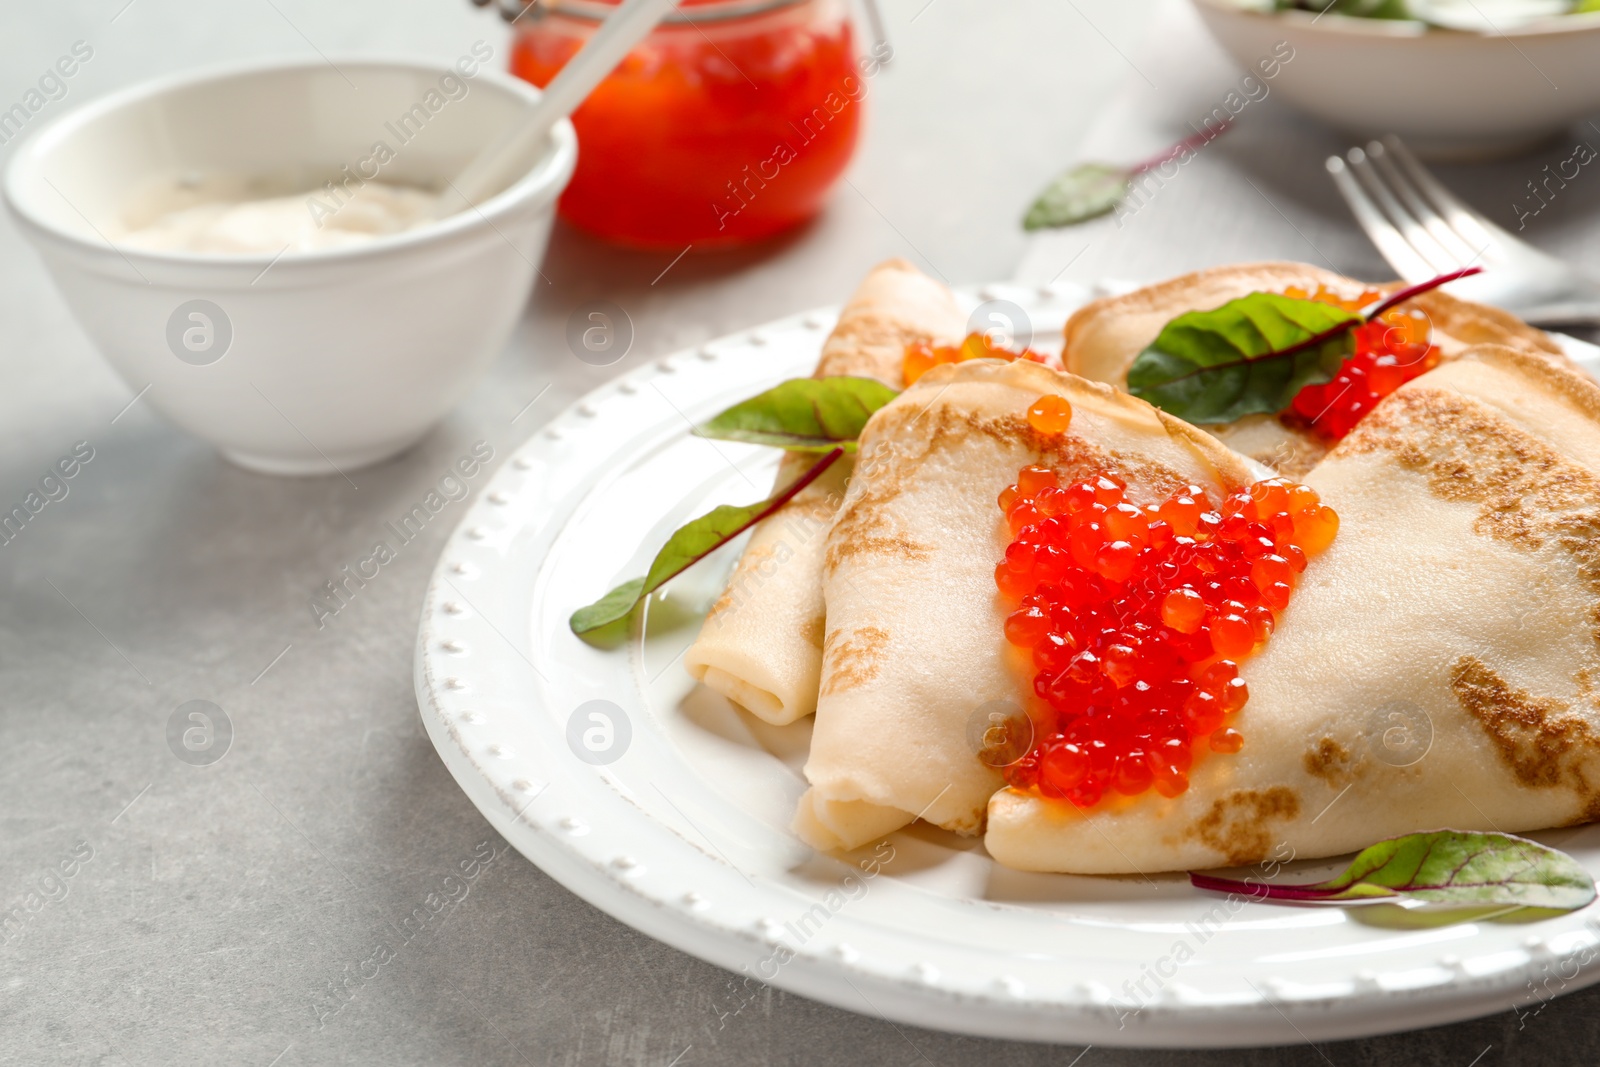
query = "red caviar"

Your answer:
(1028, 395), (1074, 435)
(511, 0), (862, 247)
(903, 333), (1048, 386)
(993, 459), (1338, 808)
(1280, 284), (1441, 441)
